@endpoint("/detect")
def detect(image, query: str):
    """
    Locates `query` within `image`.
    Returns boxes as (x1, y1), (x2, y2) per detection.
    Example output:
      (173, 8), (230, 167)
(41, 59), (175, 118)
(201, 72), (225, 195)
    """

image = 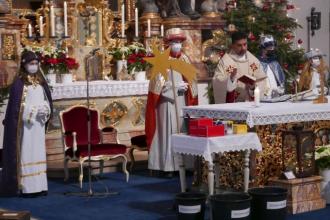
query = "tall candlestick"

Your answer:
(135, 8), (138, 37)
(39, 16), (44, 37)
(121, 4), (125, 38)
(64, 1), (68, 36)
(147, 19), (151, 37)
(160, 24), (164, 37)
(28, 24), (32, 37)
(50, 5), (55, 37)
